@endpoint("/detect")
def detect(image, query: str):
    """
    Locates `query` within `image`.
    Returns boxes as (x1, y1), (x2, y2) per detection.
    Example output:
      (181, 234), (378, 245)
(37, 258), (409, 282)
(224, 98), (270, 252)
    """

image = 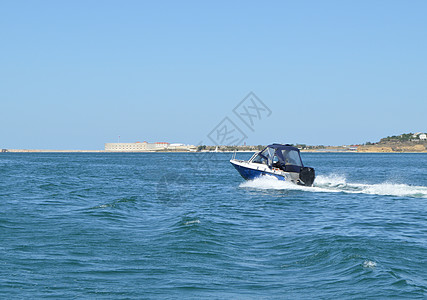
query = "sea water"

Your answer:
(0, 152), (426, 298)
